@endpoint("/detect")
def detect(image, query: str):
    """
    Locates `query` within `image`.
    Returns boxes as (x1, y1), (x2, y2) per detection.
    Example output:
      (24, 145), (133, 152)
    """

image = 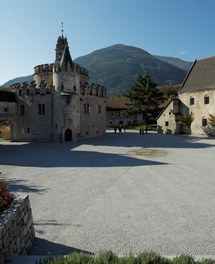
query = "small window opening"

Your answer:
(204, 95), (209, 104)
(190, 96), (194, 105)
(202, 117), (207, 127)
